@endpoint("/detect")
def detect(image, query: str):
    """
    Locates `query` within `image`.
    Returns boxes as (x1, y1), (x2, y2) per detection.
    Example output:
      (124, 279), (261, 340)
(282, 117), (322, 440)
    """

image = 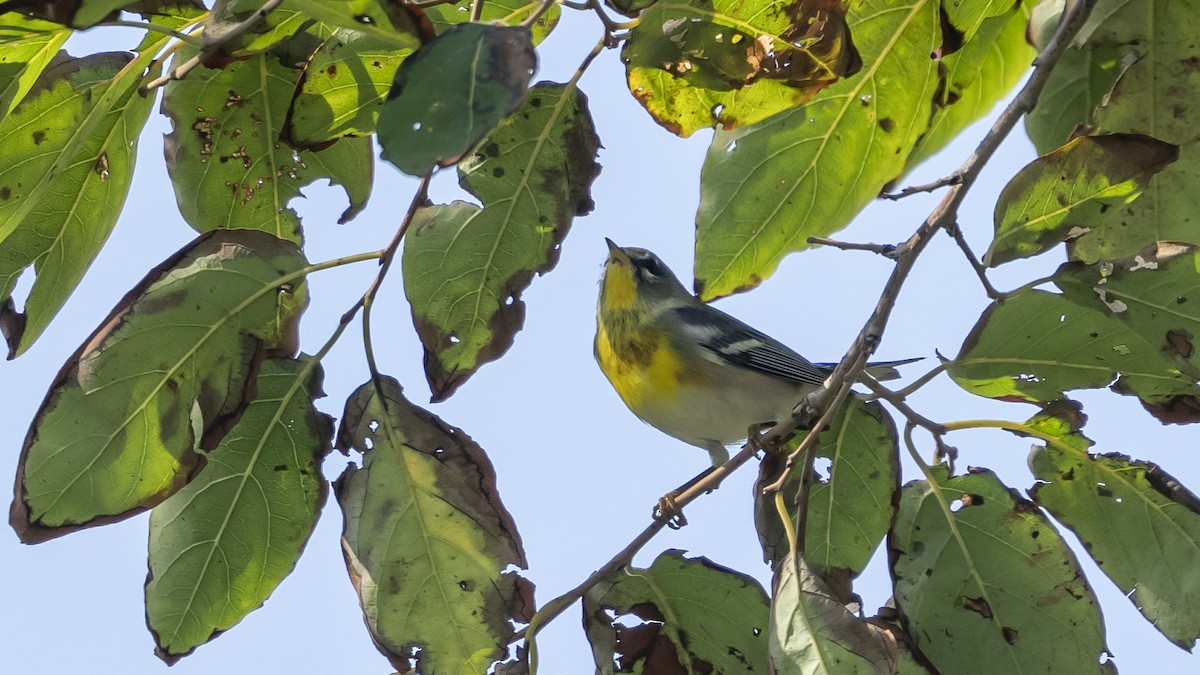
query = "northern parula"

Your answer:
(595, 239), (914, 467)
